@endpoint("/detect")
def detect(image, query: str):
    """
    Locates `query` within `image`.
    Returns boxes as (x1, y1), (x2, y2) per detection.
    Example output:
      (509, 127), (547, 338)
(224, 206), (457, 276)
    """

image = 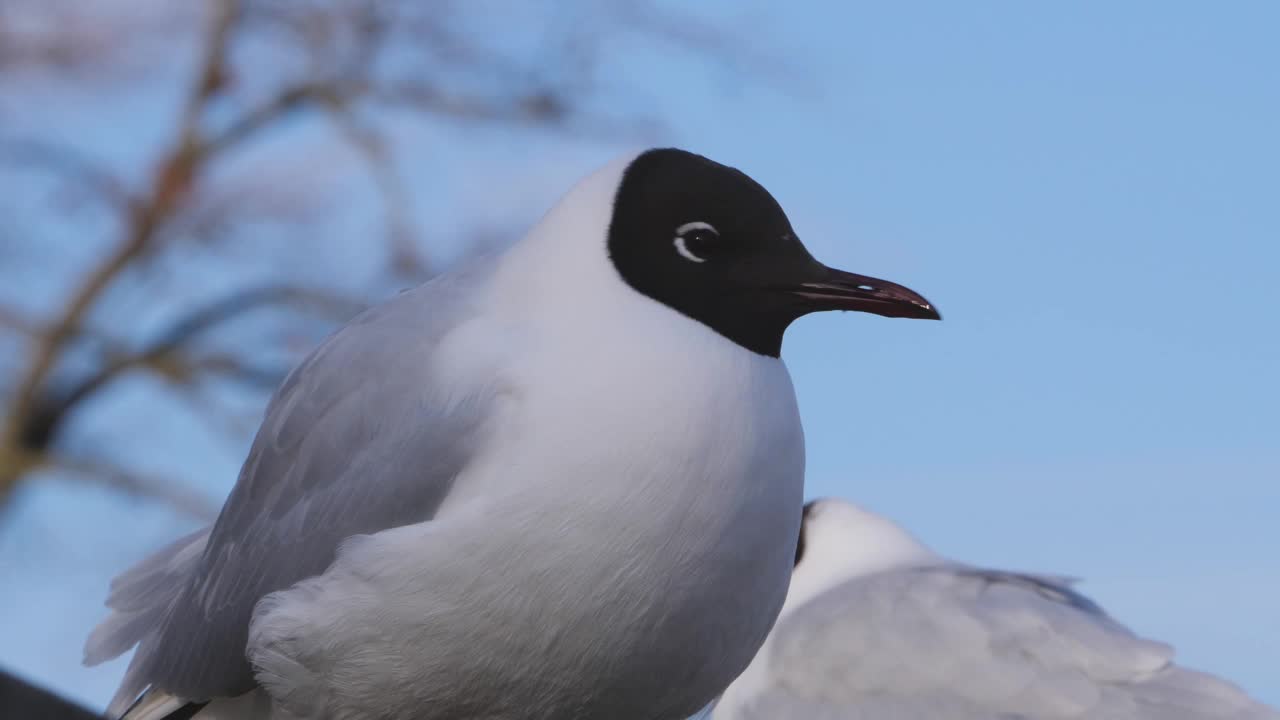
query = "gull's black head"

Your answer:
(607, 149), (939, 357)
